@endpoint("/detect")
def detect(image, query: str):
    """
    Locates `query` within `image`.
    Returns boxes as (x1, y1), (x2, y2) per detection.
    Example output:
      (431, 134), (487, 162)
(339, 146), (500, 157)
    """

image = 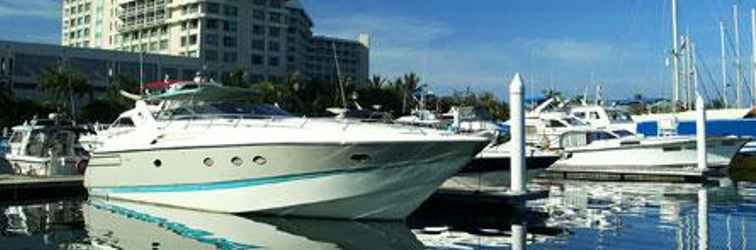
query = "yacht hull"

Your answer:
(86, 141), (487, 220)
(551, 137), (749, 169)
